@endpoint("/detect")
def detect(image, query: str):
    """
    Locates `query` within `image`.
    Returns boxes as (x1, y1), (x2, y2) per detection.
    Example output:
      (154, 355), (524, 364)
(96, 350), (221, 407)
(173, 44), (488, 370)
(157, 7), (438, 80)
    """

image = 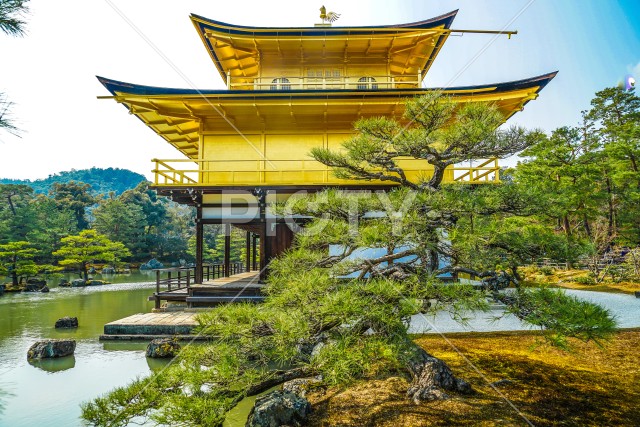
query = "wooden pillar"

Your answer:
(259, 229), (269, 281)
(245, 231), (251, 272)
(252, 234), (258, 271)
(258, 190), (269, 281)
(224, 223), (231, 277)
(195, 217), (203, 284)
